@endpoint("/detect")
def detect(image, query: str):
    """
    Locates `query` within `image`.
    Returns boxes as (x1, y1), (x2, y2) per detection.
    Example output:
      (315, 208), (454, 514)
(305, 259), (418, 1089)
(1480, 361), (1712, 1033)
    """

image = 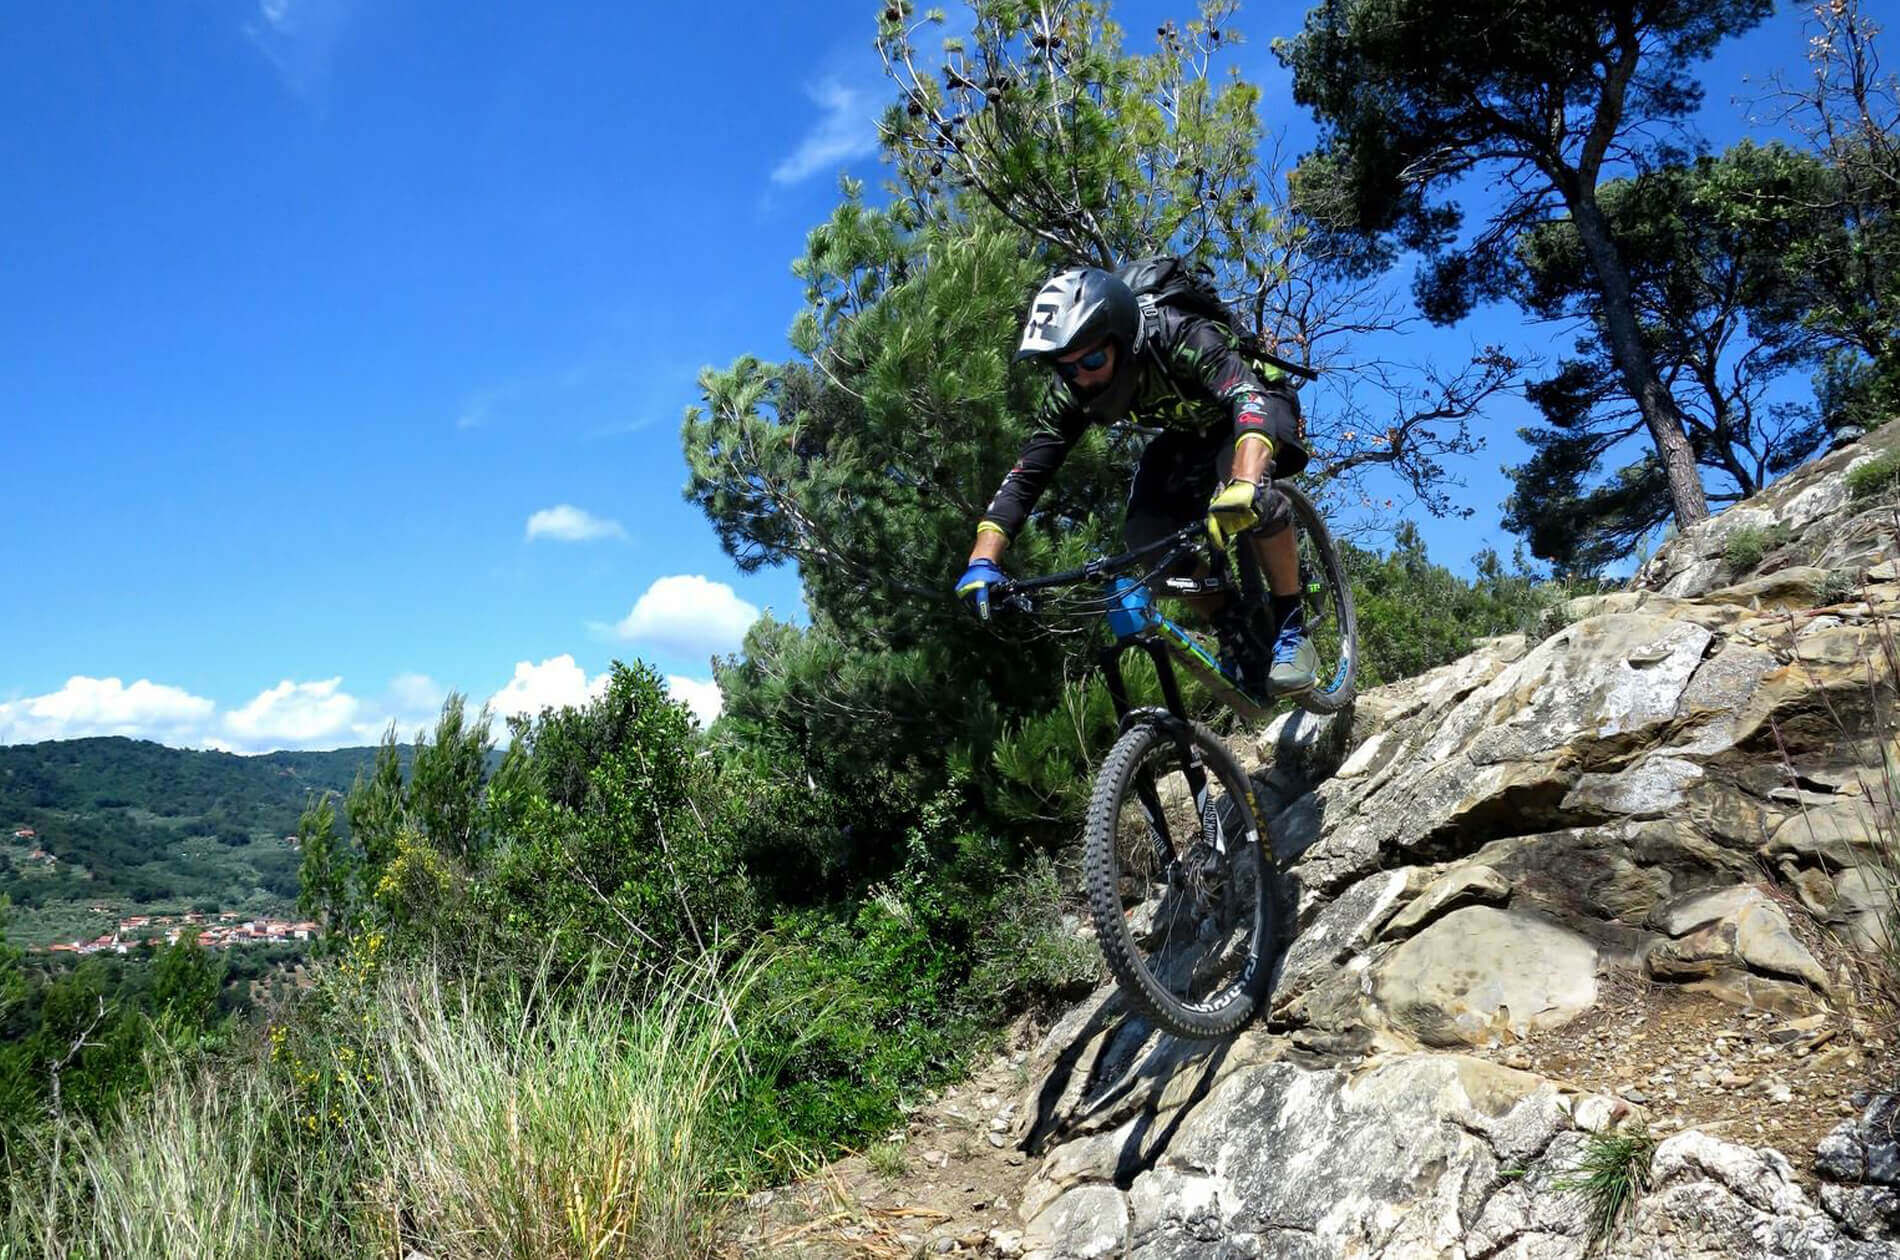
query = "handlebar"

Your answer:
(980, 520), (1212, 622)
